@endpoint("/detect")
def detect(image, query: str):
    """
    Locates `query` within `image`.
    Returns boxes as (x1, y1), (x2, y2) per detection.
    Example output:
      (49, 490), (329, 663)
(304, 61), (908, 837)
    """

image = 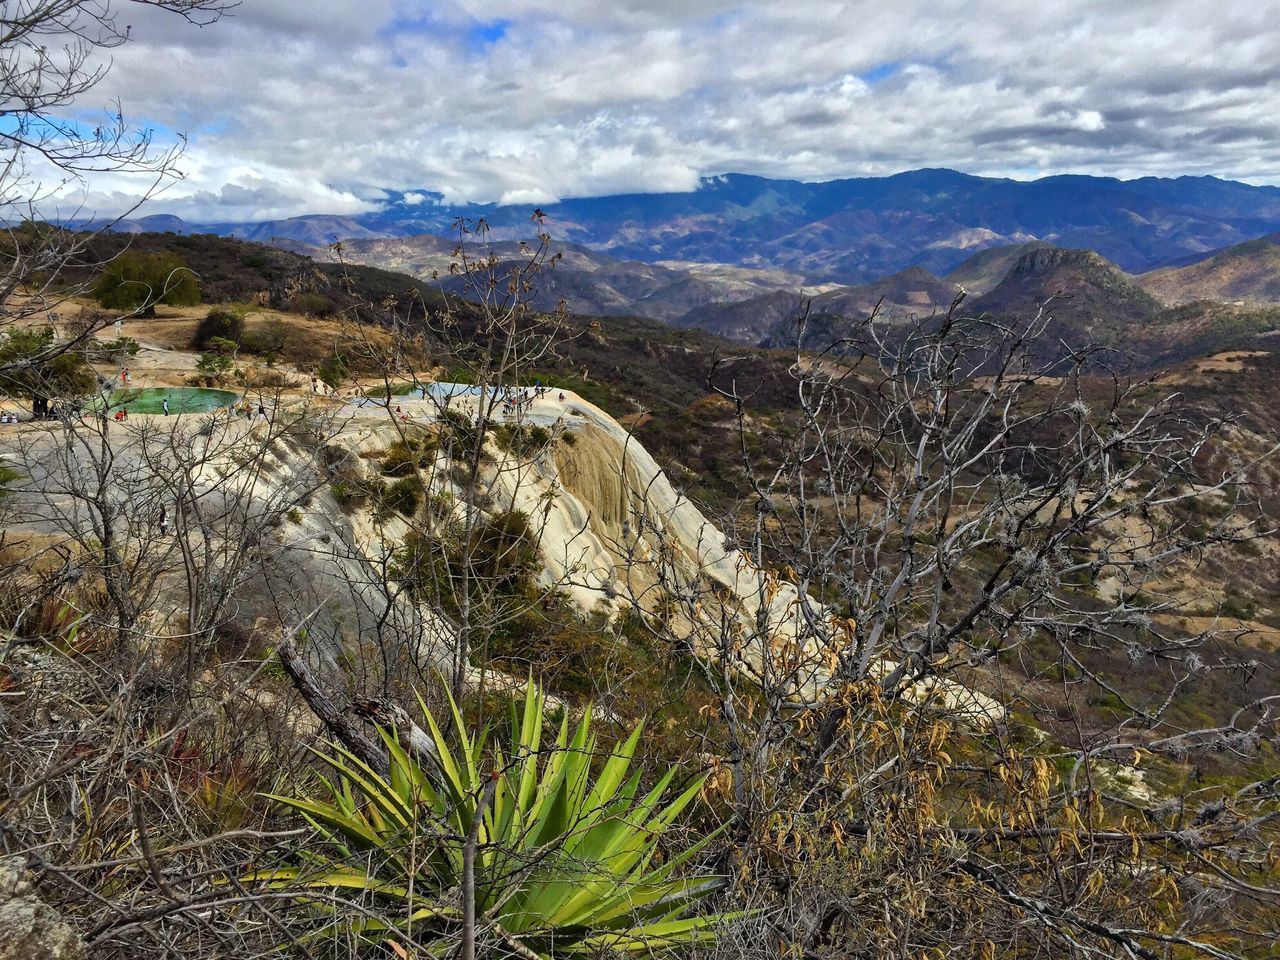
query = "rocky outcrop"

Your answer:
(0, 857), (85, 960)
(1005, 246), (1111, 277)
(968, 245), (1162, 338)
